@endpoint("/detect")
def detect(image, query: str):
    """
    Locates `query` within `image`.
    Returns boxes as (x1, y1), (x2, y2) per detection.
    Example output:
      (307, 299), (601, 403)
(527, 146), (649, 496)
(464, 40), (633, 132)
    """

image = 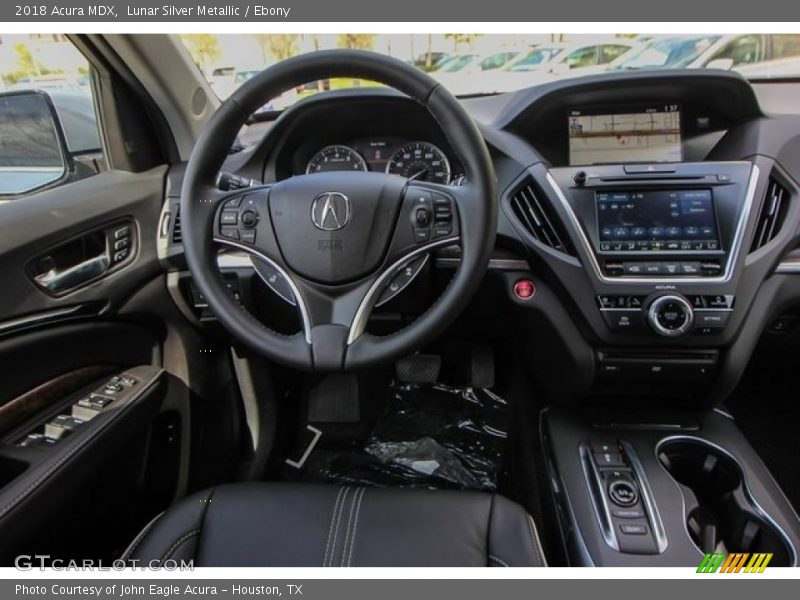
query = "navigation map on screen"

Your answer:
(568, 104), (682, 165)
